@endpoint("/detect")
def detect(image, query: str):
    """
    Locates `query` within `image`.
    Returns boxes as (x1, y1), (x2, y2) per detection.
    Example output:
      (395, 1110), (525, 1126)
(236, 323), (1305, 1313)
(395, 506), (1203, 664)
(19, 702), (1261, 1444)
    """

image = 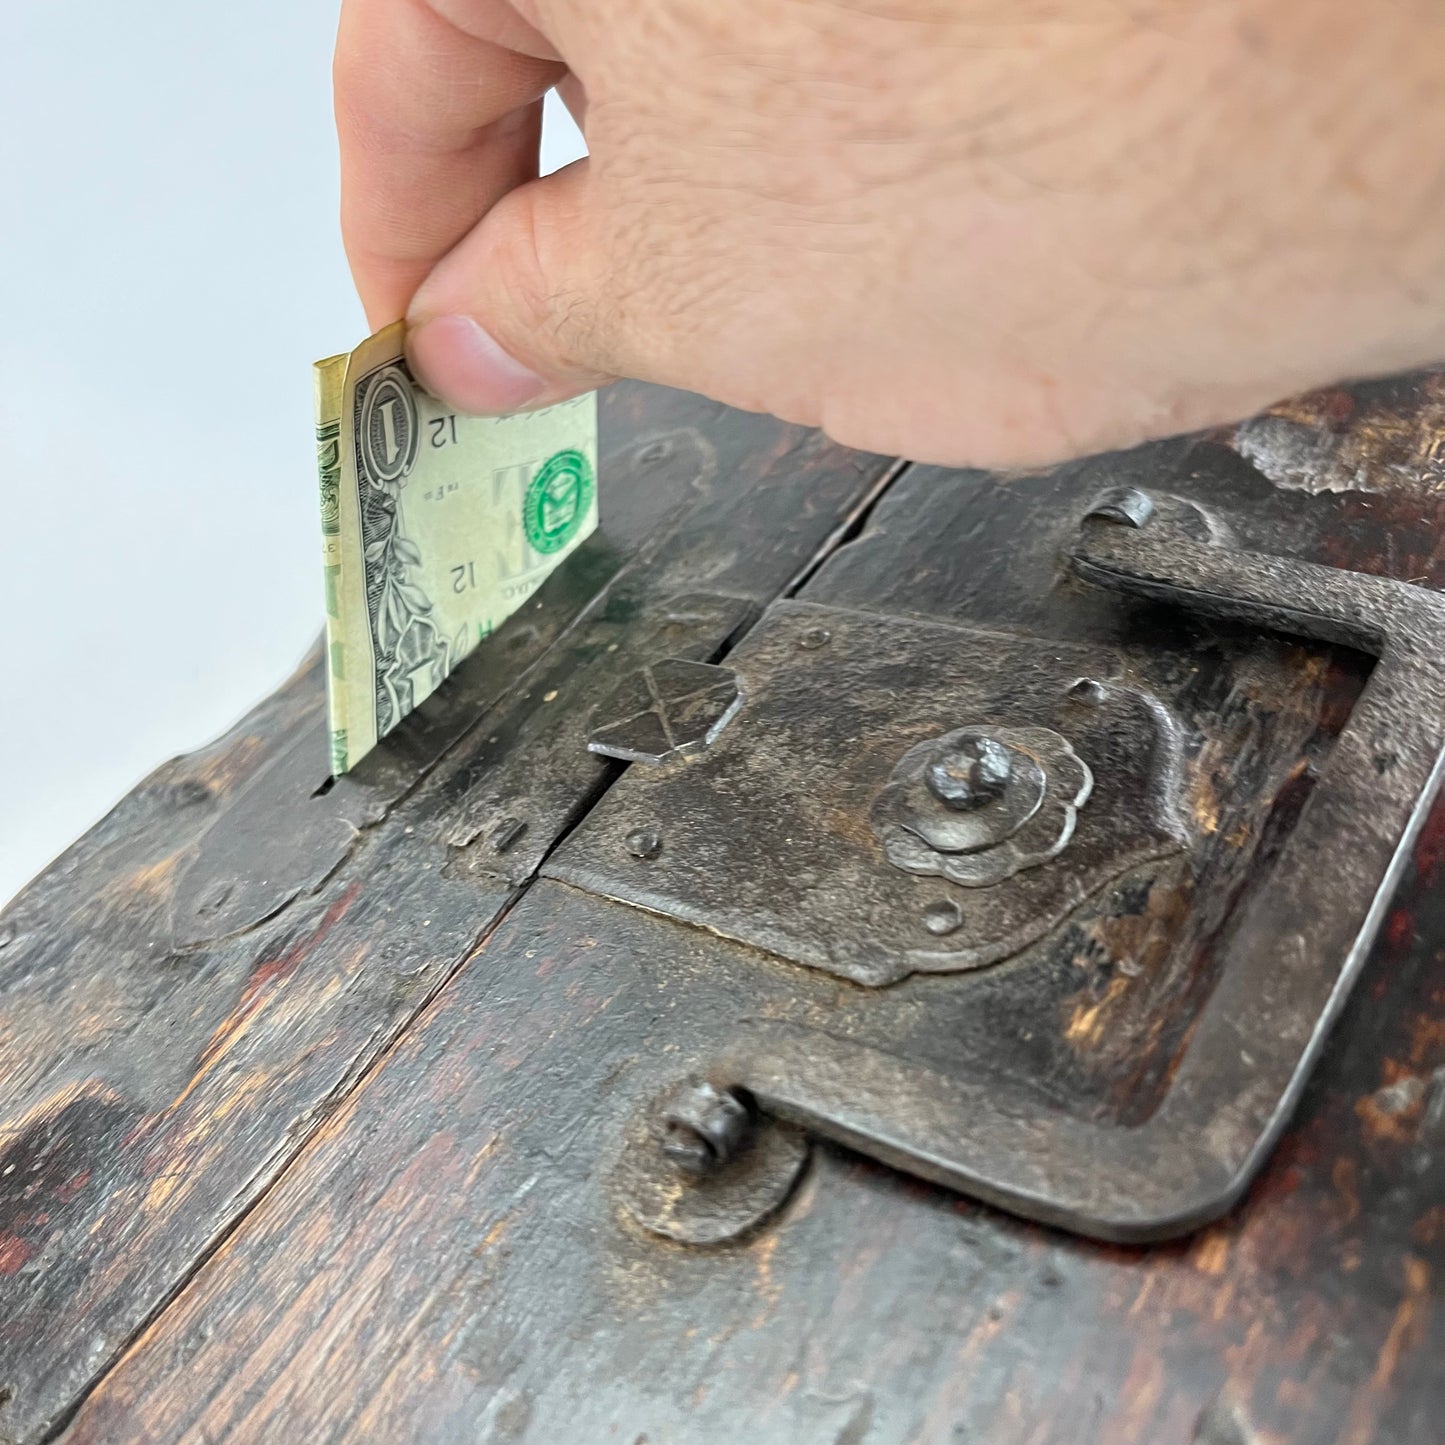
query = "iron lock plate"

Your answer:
(563, 604), (1192, 987)
(545, 495), (1445, 1241)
